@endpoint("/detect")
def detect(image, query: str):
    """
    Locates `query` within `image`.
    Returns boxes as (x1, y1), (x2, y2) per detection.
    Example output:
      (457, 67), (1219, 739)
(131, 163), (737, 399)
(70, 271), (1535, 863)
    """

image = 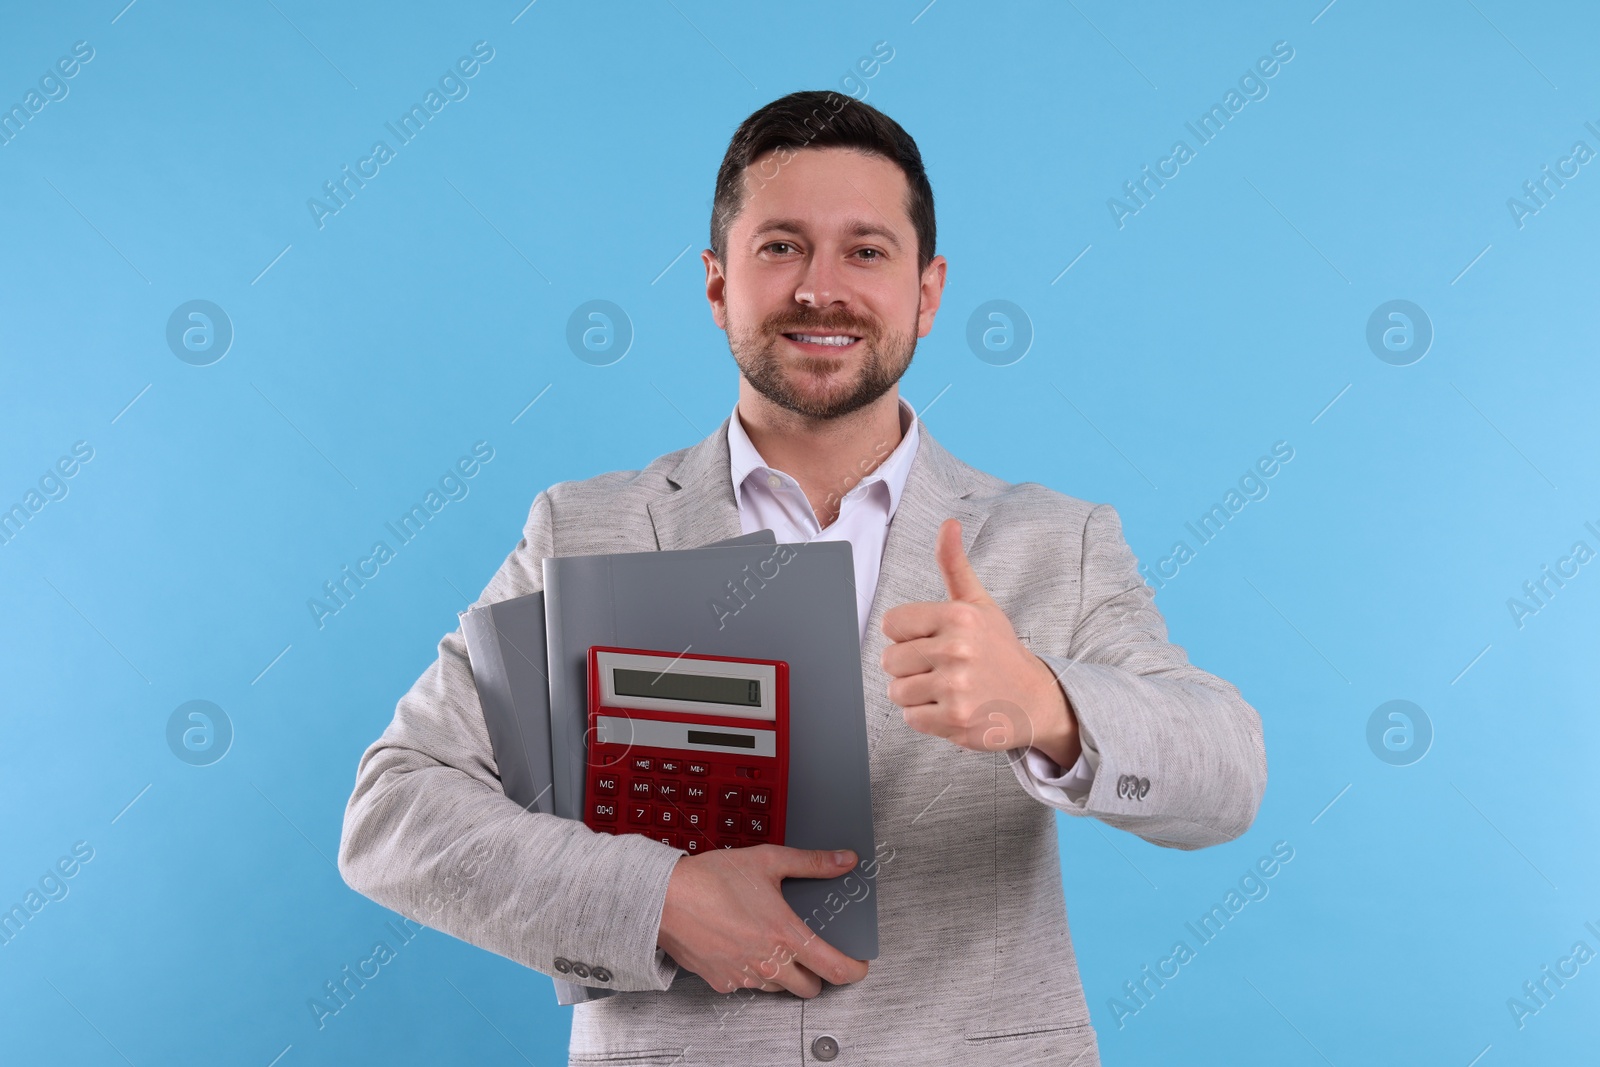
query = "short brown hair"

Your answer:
(710, 90), (937, 273)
